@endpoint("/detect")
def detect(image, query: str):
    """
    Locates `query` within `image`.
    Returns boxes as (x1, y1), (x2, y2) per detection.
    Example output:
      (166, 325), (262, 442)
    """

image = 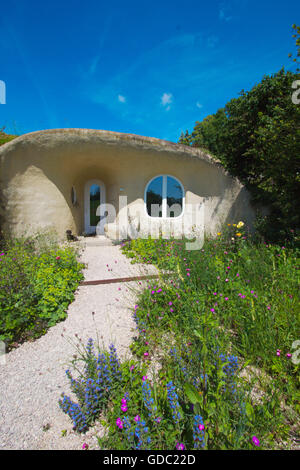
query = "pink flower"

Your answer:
(210, 308), (215, 312)
(286, 353), (292, 358)
(82, 442), (89, 450)
(252, 436), (260, 446)
(134, 415), (141, 422)
(225, 297), (229, 301)
(144, 352), (149, 357)
(56, 256), (61, 260)
(121, 404), (127, 412)
(142, 375), (148, 381)
(276, 350), (281, 356)
(198, 424), (205, 431)
(121, 398), (127, 405)
(176, 443), (185, 450)
(116, 418), (123, 429)
(225, 278), (229, 282)
(168, 301), (173, 306)
(130, 365), (135, 371)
